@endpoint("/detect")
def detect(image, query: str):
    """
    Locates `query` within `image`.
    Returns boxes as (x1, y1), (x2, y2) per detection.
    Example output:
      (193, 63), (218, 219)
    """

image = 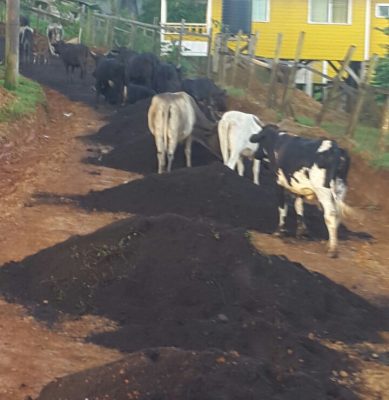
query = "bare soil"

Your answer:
(0, 56), (387, 400)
